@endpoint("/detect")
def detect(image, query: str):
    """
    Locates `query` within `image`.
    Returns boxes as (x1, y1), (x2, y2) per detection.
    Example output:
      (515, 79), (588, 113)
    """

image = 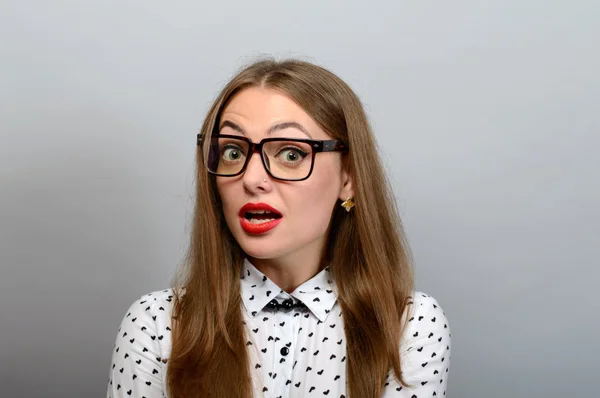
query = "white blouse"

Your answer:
(107, 259), (451, 398)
